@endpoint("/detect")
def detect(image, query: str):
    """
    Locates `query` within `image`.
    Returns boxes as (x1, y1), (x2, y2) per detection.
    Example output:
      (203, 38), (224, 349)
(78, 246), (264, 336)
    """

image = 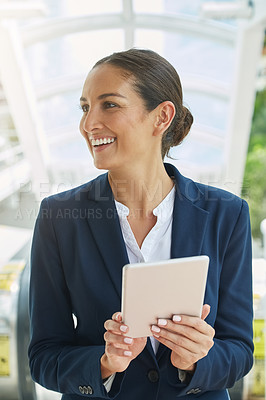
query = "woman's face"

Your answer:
(79, 64), (159, 171)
